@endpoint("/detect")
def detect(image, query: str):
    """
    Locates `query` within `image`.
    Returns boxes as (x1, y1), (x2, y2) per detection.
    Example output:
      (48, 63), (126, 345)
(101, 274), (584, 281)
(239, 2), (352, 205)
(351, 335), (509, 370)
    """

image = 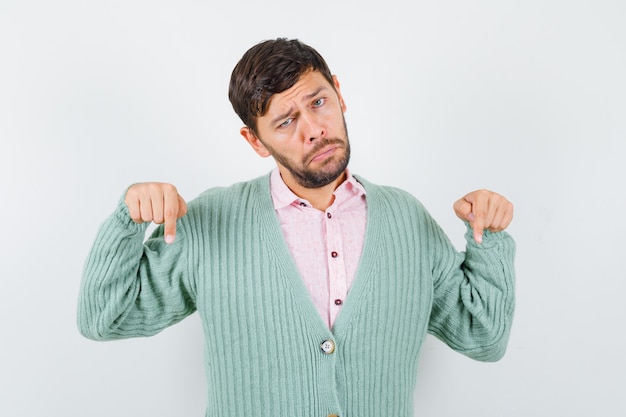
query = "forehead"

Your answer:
(265, 71), (332, 113)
